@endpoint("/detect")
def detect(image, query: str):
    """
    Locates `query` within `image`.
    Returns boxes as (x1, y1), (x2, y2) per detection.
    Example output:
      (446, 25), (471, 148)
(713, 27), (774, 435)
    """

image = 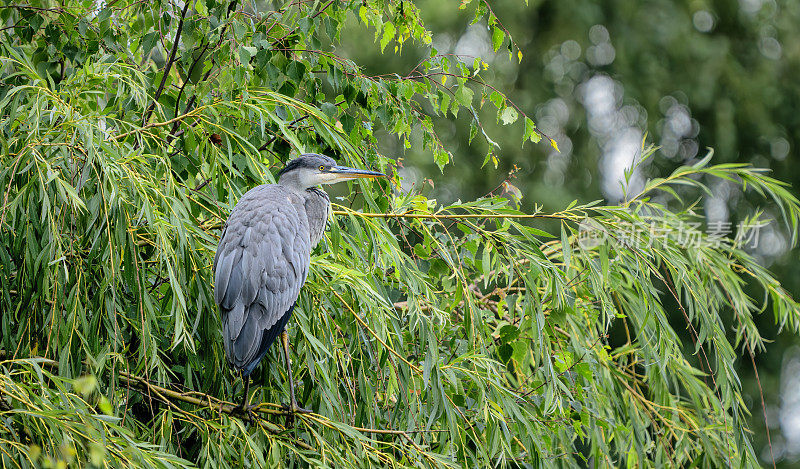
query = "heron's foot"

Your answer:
(234, 403), (259, 424)
(281, 402), (312, 428)
(290, 402), (312, 414)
